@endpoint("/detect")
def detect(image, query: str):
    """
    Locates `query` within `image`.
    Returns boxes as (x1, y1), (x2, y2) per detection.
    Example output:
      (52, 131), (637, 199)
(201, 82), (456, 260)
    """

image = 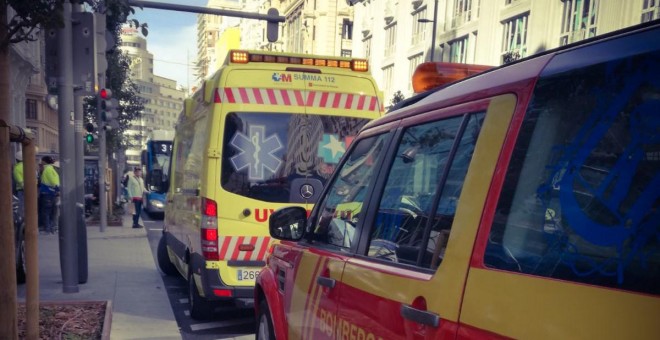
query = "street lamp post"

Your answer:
(418, 0), (439, 61)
